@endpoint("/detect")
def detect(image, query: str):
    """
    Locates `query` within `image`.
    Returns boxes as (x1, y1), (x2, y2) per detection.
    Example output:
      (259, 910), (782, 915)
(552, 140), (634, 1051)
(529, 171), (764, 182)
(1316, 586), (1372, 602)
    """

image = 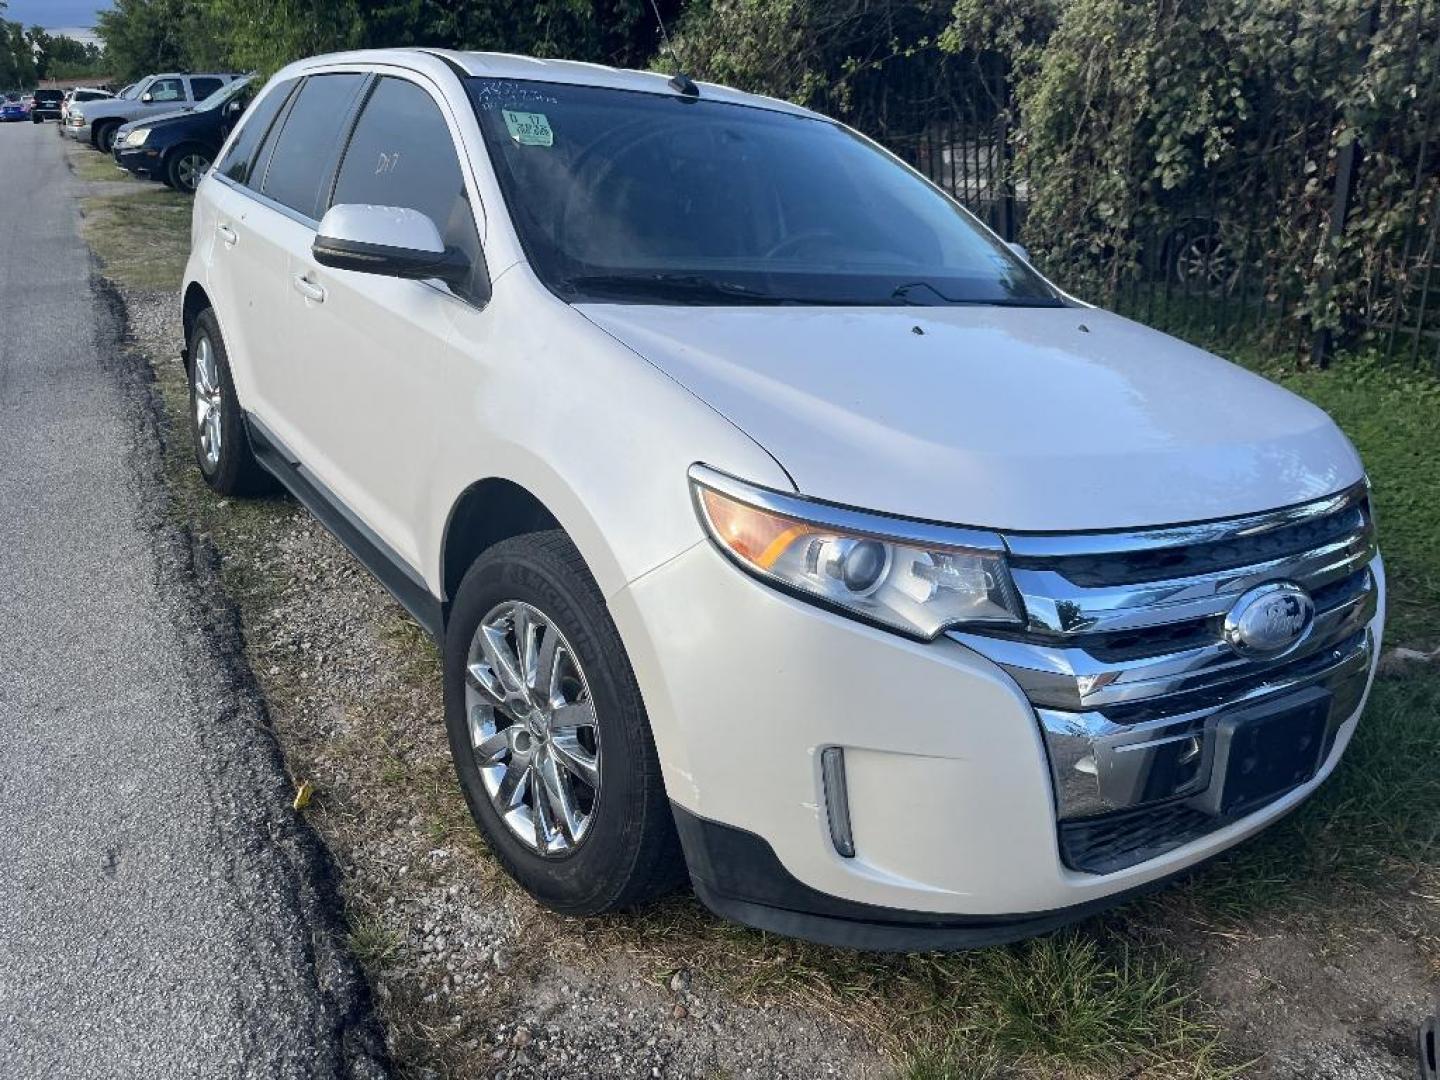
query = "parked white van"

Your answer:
(180, 49), (1383, 950)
